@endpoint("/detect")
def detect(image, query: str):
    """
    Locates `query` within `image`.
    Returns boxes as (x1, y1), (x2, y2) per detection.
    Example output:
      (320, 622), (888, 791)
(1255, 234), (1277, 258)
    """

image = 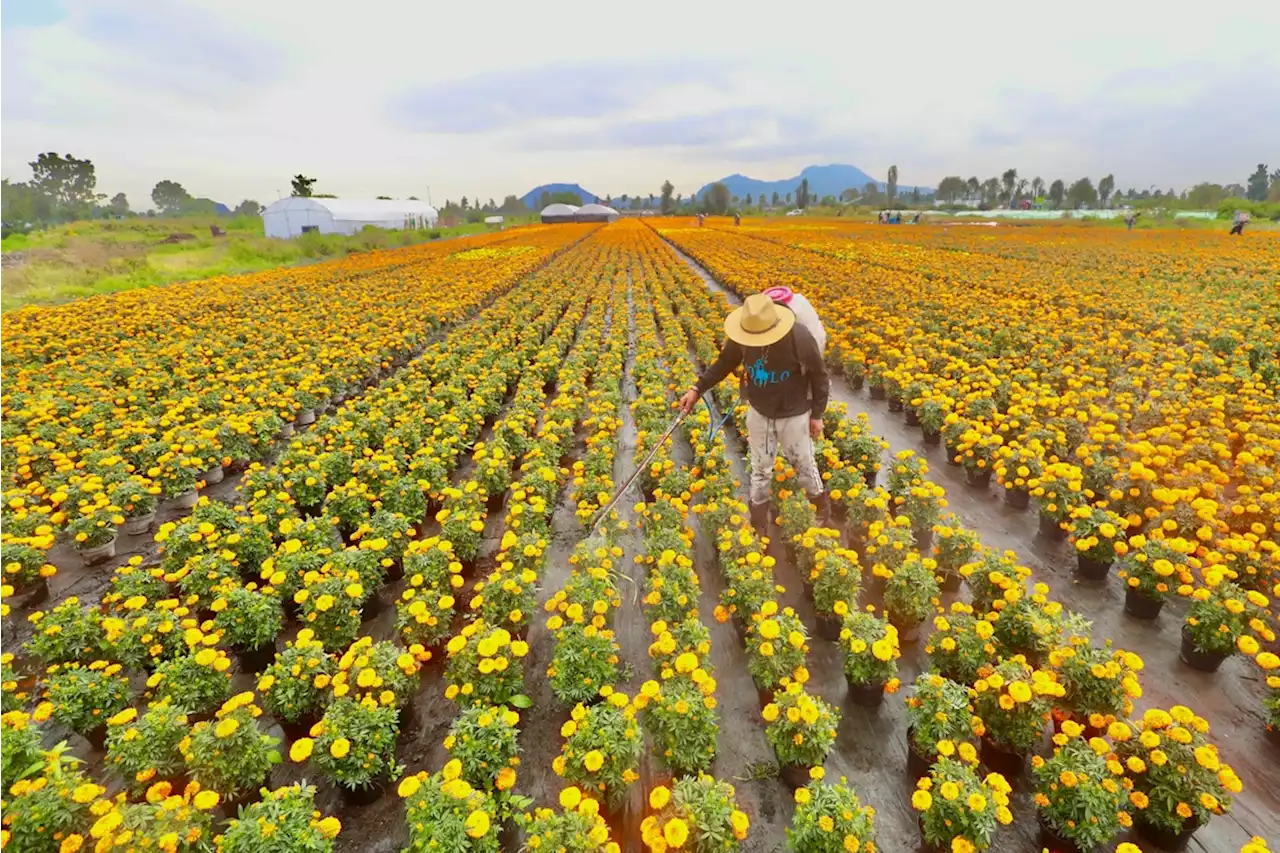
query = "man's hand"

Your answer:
(810, 418), (823, 440)
(679, 388), (701, 415)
